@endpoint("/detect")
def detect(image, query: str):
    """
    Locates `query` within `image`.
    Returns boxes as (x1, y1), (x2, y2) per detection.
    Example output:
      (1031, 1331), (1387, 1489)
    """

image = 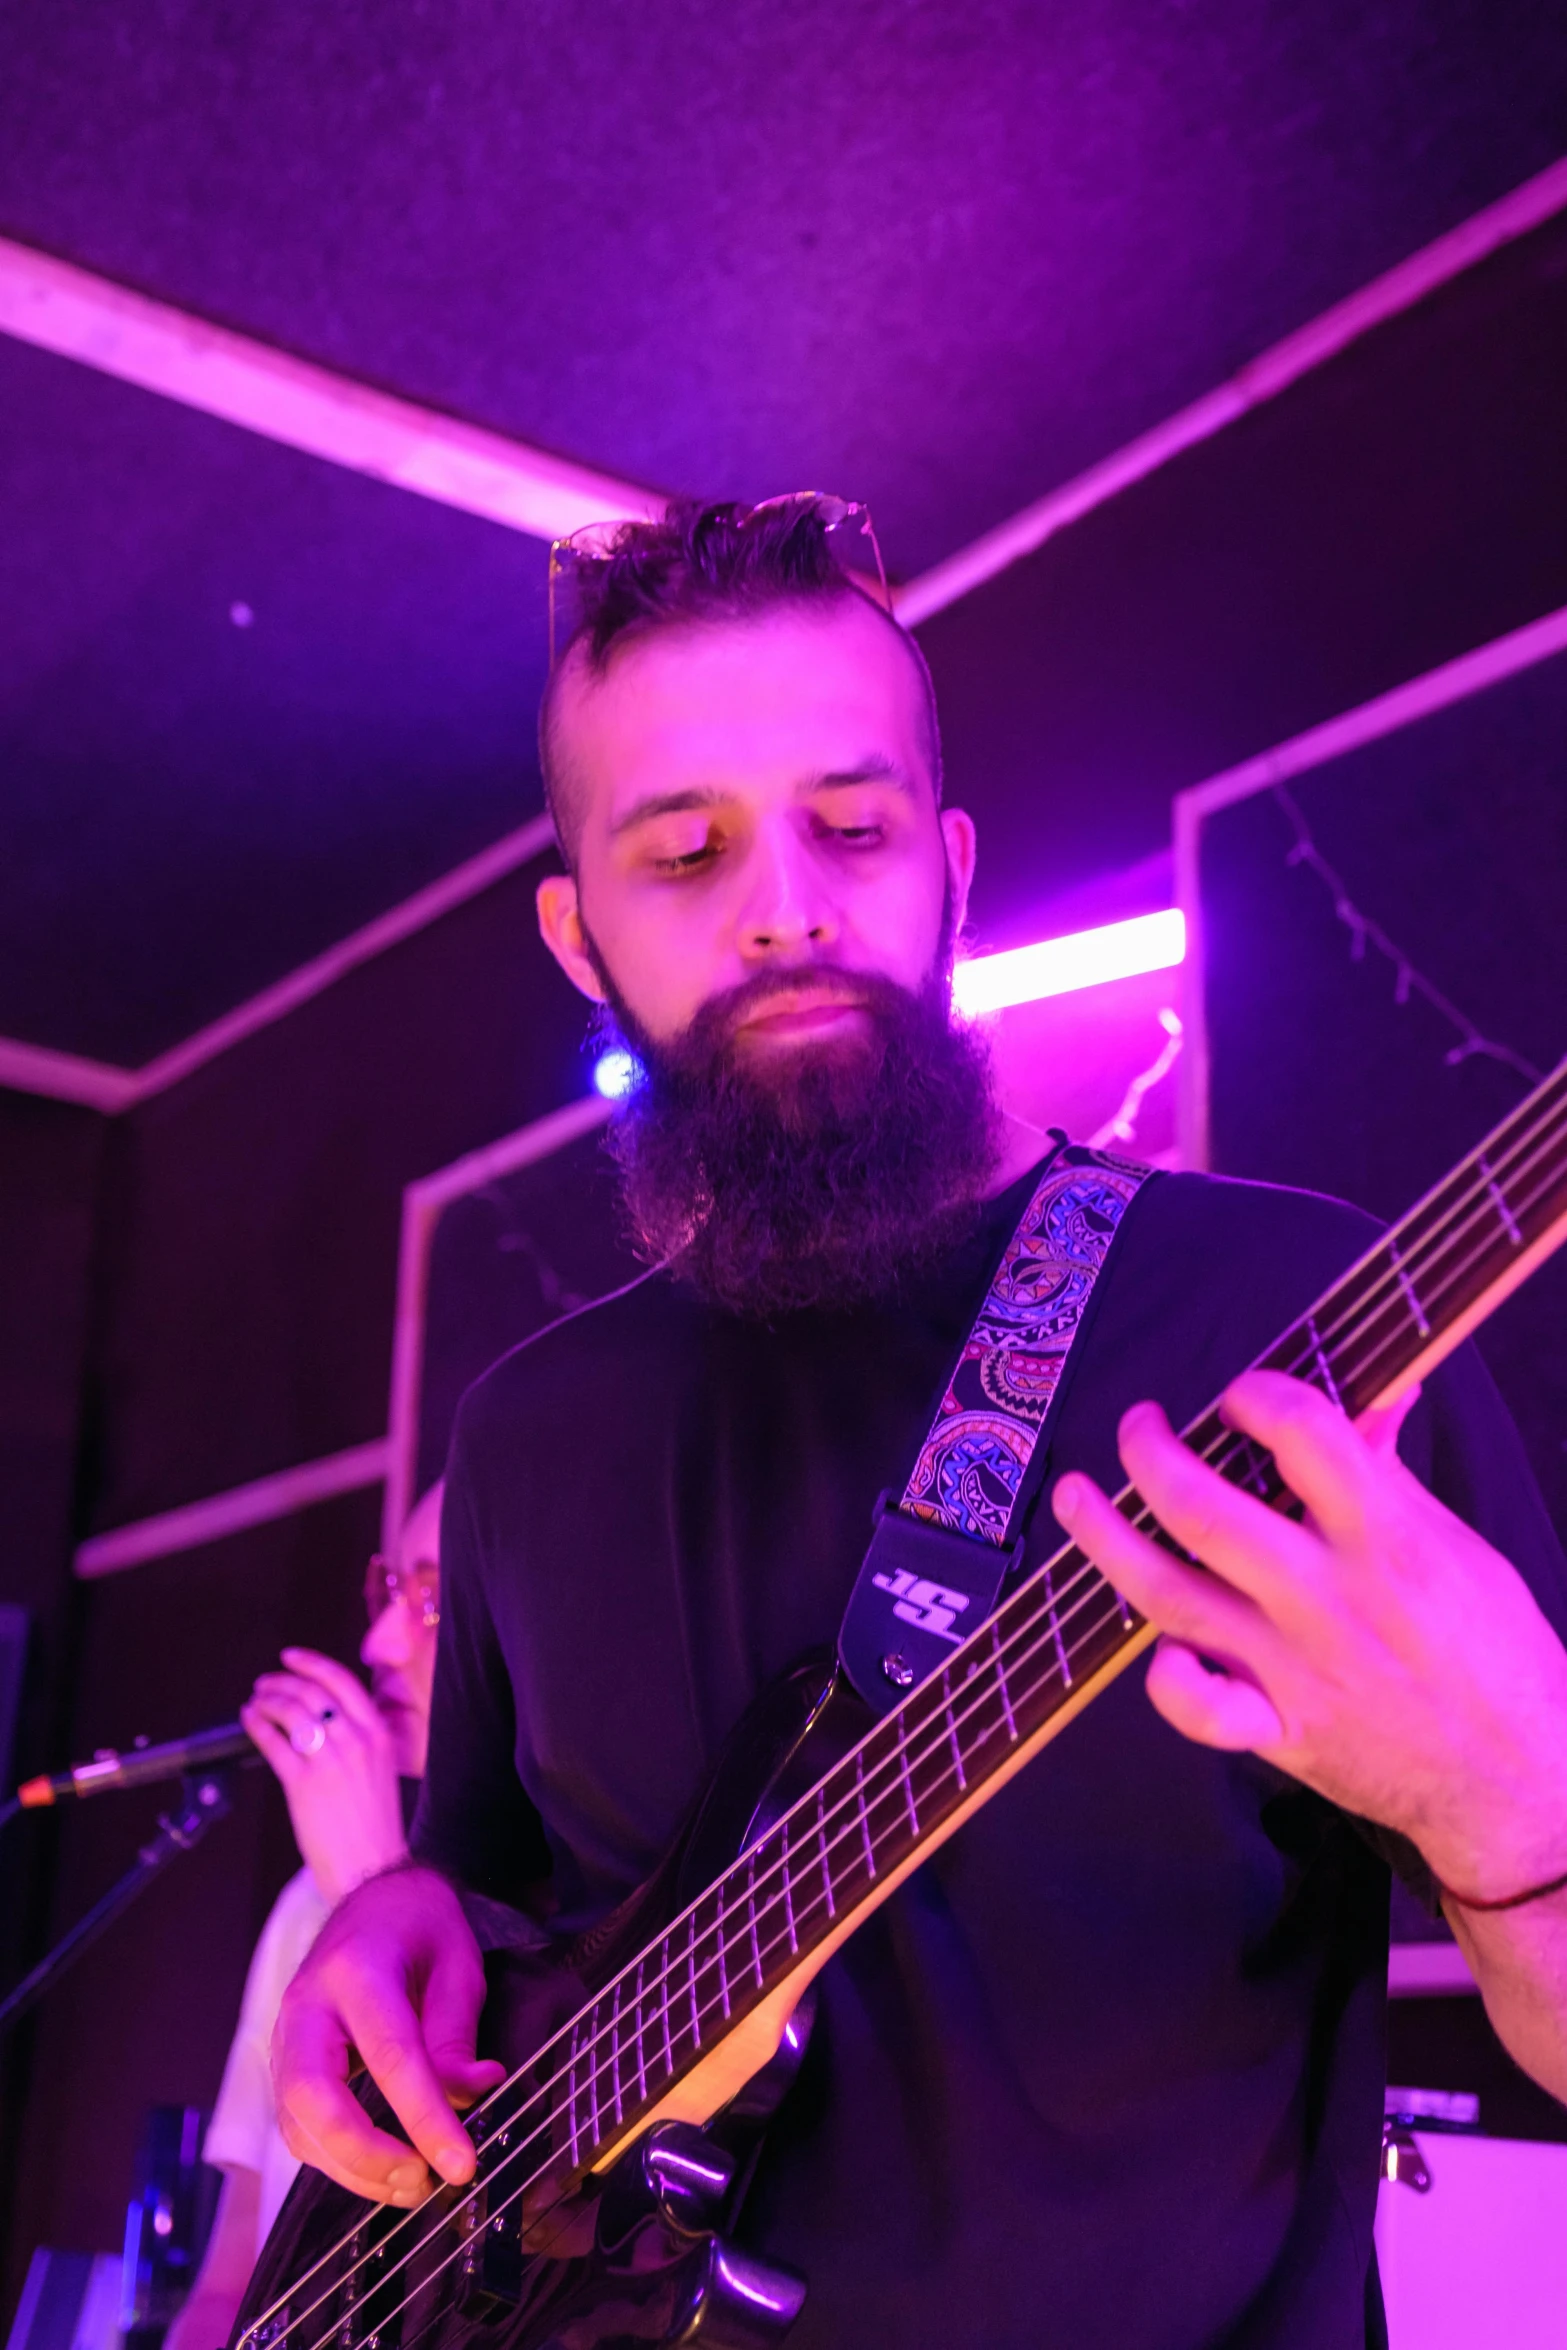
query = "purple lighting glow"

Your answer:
(953, 910), (1185, 1017)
